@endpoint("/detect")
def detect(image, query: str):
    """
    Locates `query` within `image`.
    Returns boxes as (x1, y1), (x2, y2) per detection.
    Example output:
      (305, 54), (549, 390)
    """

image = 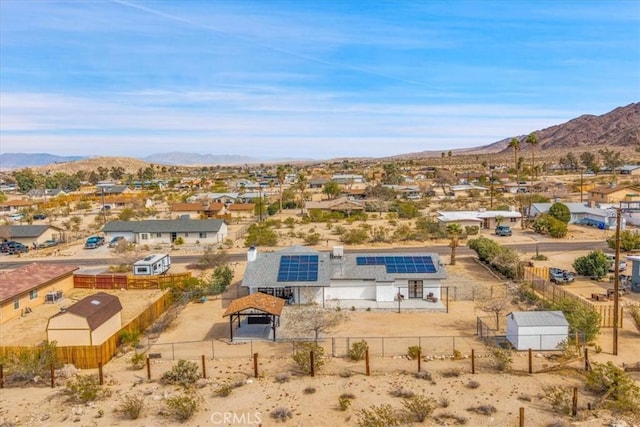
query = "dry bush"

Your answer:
(466, 404), (497, 416)
(440, 367), (462, 378)
(118, 393), (144, 420)
(542, 386), (572, 414)
(356, 404), (400, 427)
(390, 387), (415, 398)
(401, 395), (436, 422)
(64, 375), (111, 403)
(161, 360), (200, 388)
(270, 407), (293, 422)
(165, 393), (199, 421)
(466, 380), (480, 389)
